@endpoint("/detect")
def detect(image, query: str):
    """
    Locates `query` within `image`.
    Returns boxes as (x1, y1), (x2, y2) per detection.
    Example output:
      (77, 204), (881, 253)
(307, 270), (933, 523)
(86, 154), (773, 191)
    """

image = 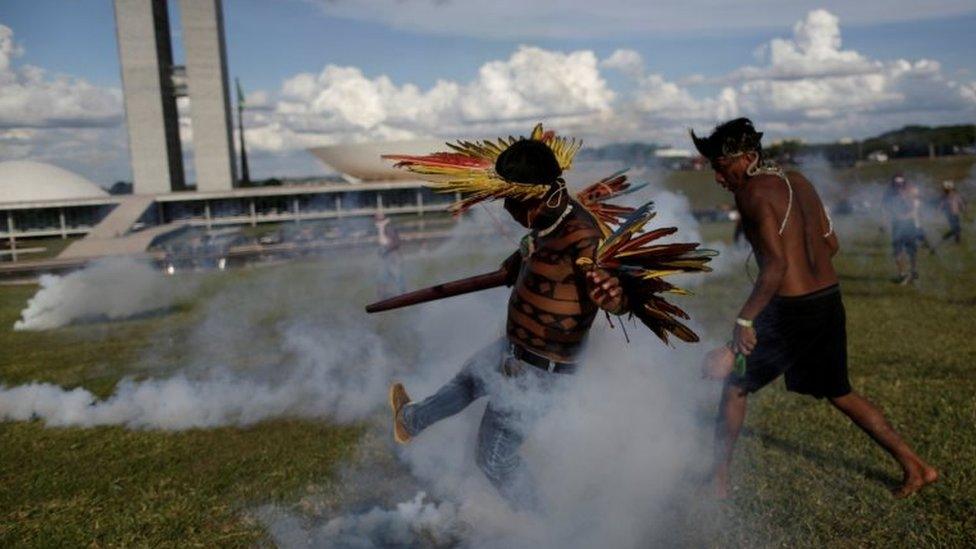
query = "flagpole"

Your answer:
(236, 78), (251, 185)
